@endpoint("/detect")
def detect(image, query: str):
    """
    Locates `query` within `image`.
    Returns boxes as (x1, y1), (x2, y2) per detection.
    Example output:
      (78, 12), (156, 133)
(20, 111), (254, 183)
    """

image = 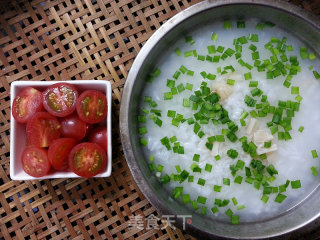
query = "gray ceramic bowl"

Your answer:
(120, 0), (320, 239)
